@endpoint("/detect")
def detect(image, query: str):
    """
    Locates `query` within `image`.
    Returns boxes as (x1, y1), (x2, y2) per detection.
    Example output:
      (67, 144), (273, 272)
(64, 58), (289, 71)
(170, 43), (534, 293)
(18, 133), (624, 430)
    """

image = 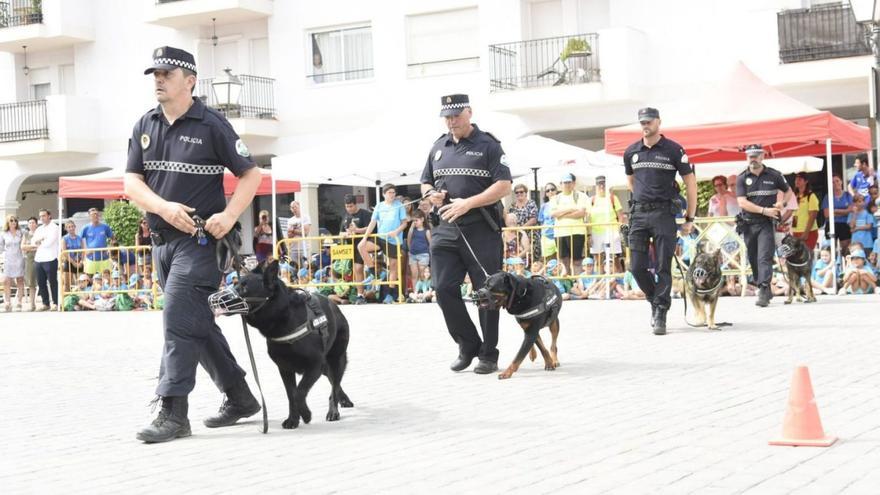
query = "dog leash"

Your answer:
(240, 315), (269, 434)
(673, 255), (733, 329)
